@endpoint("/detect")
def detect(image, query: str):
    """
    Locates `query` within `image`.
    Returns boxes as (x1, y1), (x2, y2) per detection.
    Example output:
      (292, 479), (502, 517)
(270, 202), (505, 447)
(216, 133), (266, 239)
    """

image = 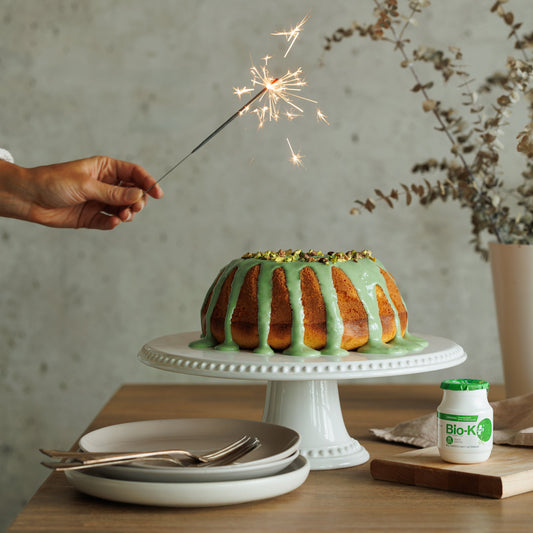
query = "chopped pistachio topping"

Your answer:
(241, 249), (374, 264)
